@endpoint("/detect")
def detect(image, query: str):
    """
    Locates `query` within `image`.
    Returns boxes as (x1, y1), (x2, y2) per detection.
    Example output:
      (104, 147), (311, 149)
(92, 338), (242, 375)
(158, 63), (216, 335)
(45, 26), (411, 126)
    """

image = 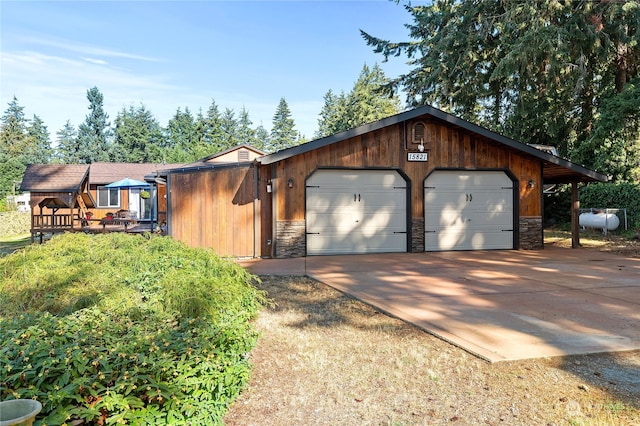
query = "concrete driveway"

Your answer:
(239, 247), (640, 362)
